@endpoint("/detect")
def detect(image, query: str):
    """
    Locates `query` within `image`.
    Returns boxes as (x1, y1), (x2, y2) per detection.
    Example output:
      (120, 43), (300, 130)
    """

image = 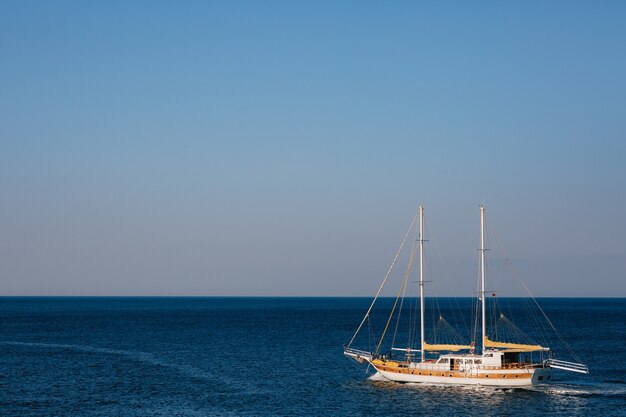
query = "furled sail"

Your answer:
(423, 342), (472, 351)
(484, 337), (546, 351)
